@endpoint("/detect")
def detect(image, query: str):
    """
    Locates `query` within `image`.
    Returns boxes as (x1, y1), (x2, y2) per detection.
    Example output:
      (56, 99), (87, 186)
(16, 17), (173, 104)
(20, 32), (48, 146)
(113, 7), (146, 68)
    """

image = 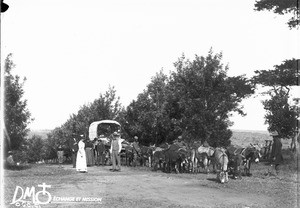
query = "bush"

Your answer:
(12, 150), (28, 164)
(26, 135), (45, 163)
